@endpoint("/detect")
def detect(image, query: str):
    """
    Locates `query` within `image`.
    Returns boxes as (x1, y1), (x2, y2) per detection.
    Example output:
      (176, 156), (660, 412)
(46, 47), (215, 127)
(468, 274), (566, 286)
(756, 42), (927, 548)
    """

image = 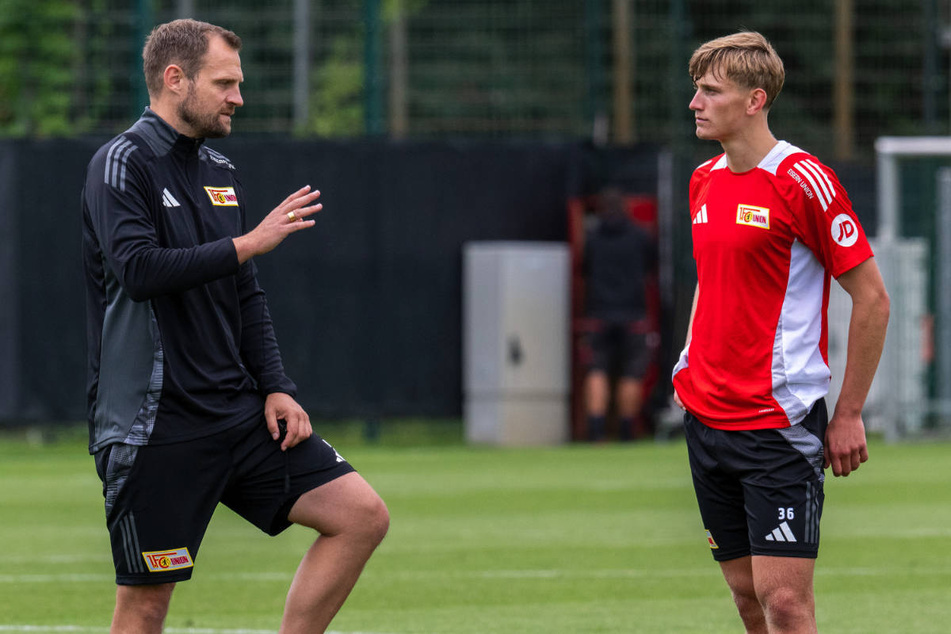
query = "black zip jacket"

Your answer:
(82, 109), (296, 453)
